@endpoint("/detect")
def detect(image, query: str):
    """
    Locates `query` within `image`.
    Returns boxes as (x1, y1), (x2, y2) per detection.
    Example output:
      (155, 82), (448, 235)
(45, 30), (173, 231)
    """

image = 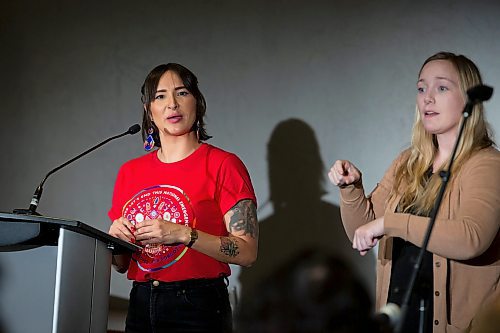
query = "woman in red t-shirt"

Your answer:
(108, 63), (258, 333)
